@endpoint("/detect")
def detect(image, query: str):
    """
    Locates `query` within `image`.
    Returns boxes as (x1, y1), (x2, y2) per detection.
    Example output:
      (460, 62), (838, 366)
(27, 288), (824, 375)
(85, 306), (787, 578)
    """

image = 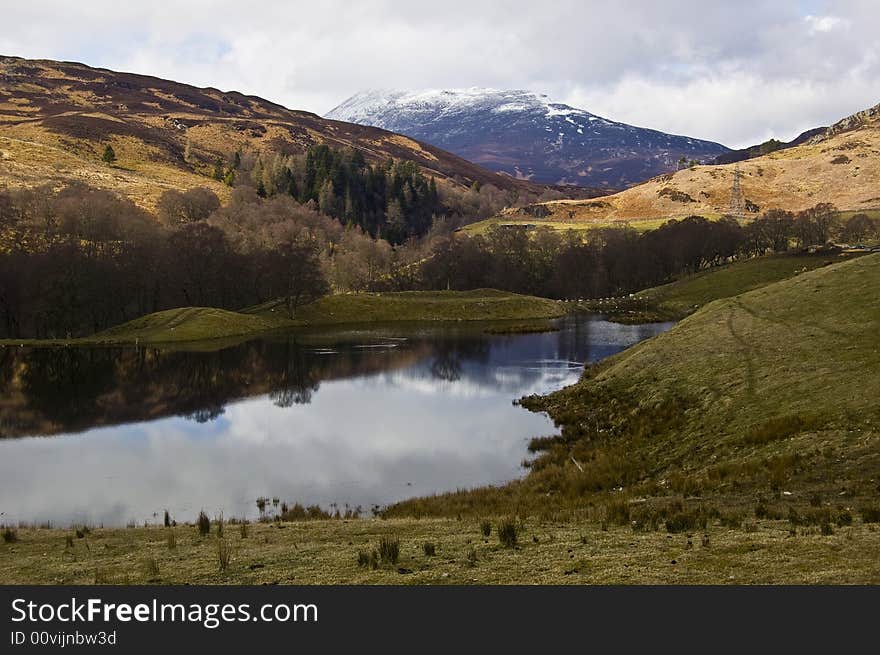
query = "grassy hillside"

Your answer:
(0, 57), (542, 210)
(390, 253), (880, 520)
(584, 252), (850, 322)
(0, 290), (567, 346)
(94, 307), (295, 343)
(250, 289), (566, 324)
(498, 102), (880, 225)
(0, 307), (295, 346)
